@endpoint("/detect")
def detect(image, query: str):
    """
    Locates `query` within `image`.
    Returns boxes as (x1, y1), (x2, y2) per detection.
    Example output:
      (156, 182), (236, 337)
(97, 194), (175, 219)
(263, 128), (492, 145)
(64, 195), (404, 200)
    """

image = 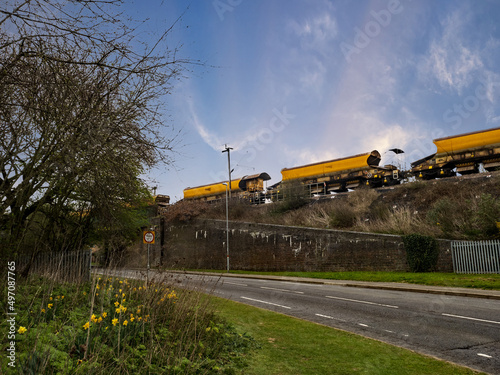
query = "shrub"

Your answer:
(271, 182), (308, 214)
(329, 201), (357, 228)
(402, 234), (439, 272)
